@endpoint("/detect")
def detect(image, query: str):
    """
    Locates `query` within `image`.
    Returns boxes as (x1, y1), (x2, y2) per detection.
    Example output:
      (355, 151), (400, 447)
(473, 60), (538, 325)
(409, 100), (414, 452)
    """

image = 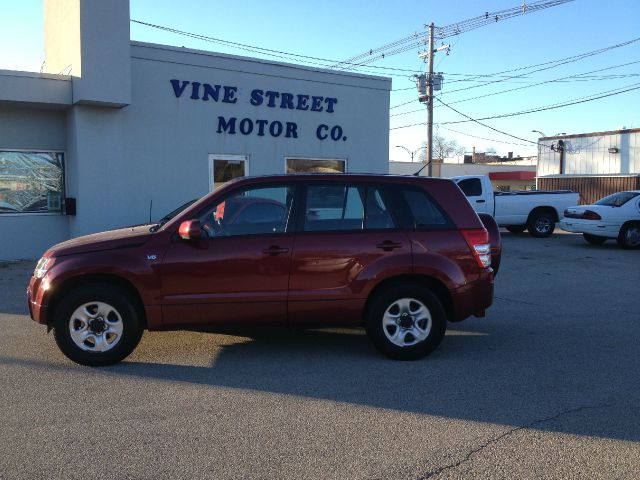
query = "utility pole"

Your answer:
(417, 24), (448, 176)
(426, 22), (435, 177)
